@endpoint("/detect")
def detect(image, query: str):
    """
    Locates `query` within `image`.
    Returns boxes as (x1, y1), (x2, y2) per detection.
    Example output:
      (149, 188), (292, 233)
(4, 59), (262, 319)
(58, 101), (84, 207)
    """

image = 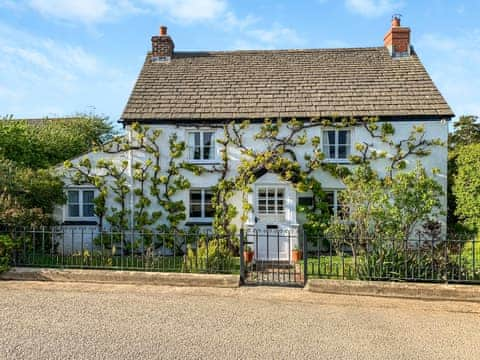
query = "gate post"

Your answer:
(239, 228), (245, 285)
(302, 227), (308, 286)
